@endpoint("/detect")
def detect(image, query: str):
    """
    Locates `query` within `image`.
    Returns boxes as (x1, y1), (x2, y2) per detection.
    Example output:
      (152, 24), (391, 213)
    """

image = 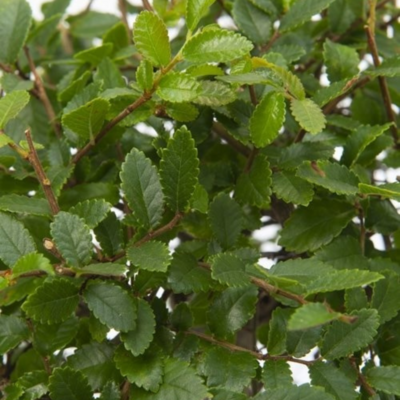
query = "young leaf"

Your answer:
(136, 60), (154, 92)
(272, 171), (314, 206)
(290, 98), (326, 135)
(84, 281), (137, 332)
(128, 241), (171, 272)
(157, 72), (201, 103)
(209, 193), (243, 249)
(261, 360), (293, 391)
(0, 211), (36, 267)
(186, 0), (216, 31)
(182, 29), (253, 64)
(22, 279), (80, 324)
(321, 309), (380, 360)
(0, 0), (32, 63)
(49, 367), (93, 400)
(250, 92), (285, 147)
(0, 90), (30, 129)
(133, 11), (171, 67)
(51, 212), (92, 268)
(193, 81), (237, 106)
(0, 315), (30, 354)
(68, 199), (111, 229)
(211, 253), (250, 287)
(366, 366), (400, 396)
(120, 148), (164, 229)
